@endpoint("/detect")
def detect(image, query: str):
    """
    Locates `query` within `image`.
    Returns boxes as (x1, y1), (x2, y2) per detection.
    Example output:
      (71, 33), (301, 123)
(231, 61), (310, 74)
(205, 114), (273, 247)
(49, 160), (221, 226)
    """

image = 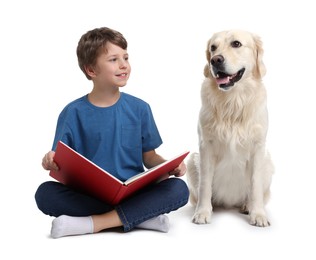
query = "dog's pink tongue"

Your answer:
(216, 77), (230, 85)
